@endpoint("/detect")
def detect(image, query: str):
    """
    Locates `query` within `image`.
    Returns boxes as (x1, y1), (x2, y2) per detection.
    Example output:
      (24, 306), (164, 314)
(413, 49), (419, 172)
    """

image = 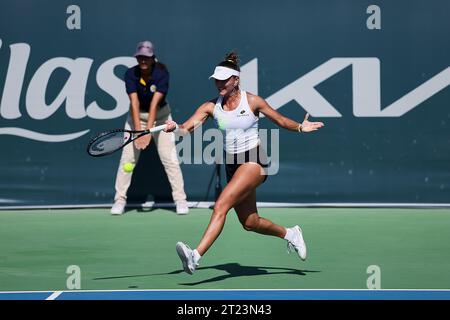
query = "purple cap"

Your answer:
(134, 41), (155, 57)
